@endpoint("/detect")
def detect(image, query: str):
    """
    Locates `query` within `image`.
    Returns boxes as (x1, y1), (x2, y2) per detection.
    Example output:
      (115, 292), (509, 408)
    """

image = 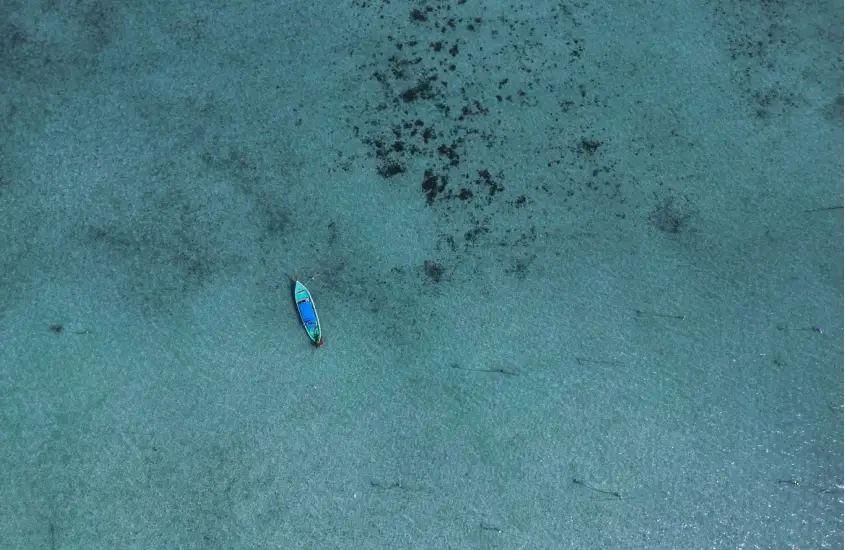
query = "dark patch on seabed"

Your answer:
(337, 1), (648, 281)
(707, 0), (842, 125)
